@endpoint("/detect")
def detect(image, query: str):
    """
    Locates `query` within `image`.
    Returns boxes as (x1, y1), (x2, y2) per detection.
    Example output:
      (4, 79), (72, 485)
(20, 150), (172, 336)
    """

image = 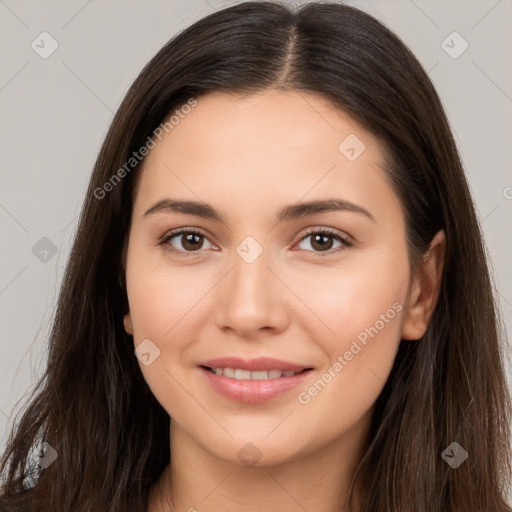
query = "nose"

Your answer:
(213, 244), (289, 338)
